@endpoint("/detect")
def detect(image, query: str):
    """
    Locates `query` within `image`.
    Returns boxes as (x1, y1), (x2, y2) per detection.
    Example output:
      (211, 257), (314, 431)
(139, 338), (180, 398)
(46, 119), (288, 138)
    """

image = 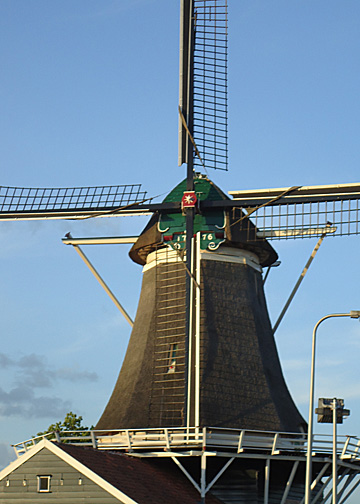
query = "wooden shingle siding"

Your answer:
(0, 448), (123, 503)
(199, 259), (304, 431)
